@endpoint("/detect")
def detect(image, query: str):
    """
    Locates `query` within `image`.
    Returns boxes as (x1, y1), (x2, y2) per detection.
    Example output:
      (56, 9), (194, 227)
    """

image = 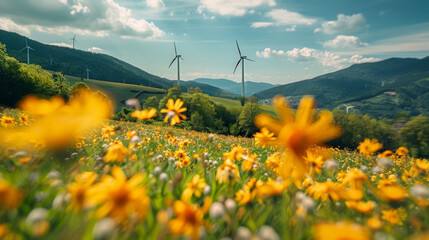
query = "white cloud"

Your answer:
(256, 48), (271, 58)
(285, 25), (296, 32)
(0, 0), (164, 39)
(321, 13), (368, 35)
(323, 35), (368, 48)
(266, 9), (316, 26)
(349, 55), (379, 64)
(70, 2), (90, 15)
(87, 46), (103, 52)
(197, 0), (275, 16)
(251, 8), (316, 30)
(0, 17), (31, 35)
(256, 47), (379, 69)
(251, 22), (273, 28)
(146, 0), (165, 9)
(48, 42), (73, 48)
